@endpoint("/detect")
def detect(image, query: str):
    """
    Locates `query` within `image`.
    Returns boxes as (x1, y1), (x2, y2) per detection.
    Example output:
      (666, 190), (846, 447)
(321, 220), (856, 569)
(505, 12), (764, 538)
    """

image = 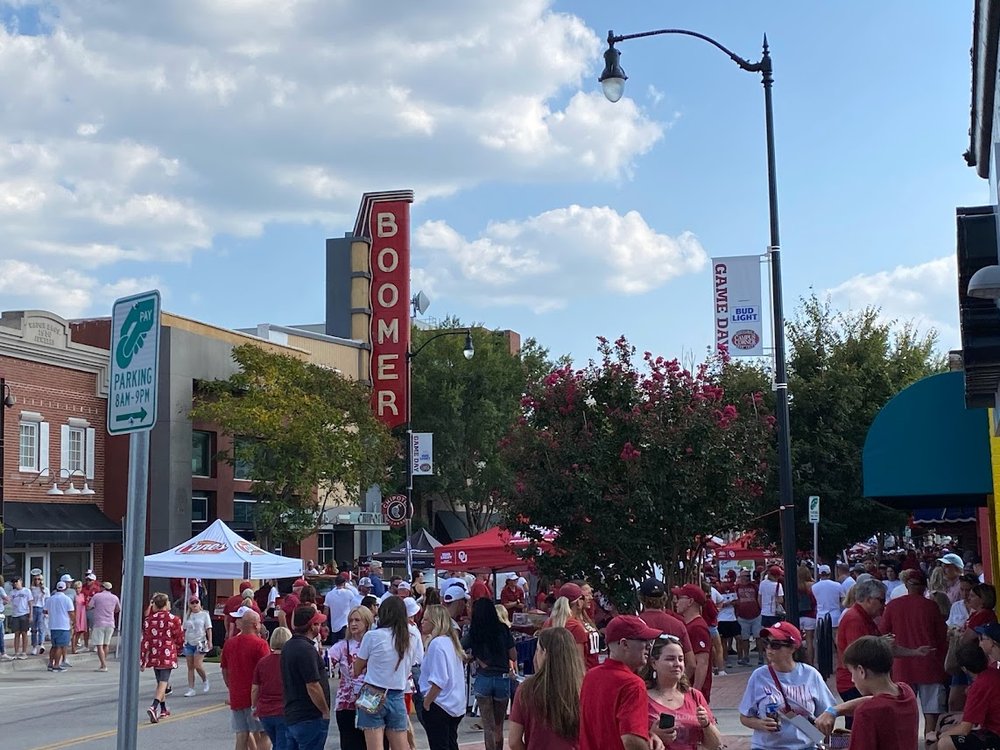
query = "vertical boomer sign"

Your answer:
(354, 190), (414, 428)
(713, 255), (764, 357)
